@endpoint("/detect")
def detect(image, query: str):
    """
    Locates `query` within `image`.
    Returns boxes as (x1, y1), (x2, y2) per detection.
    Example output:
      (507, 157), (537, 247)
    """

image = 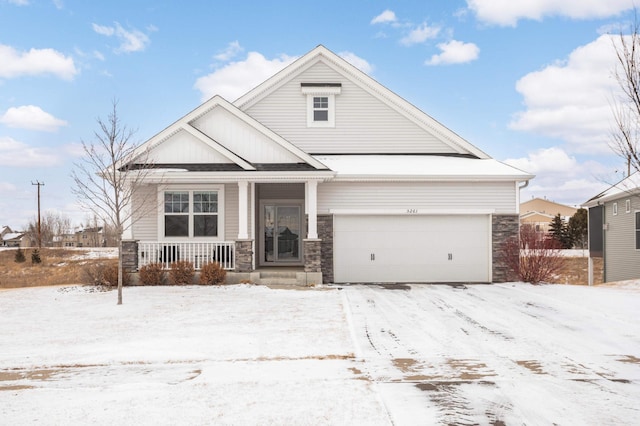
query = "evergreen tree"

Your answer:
(549, 214), (573, 249)
(14, 248), (26, 263)
(31, 249), (42, 264)
(568, 208), (588, 249)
